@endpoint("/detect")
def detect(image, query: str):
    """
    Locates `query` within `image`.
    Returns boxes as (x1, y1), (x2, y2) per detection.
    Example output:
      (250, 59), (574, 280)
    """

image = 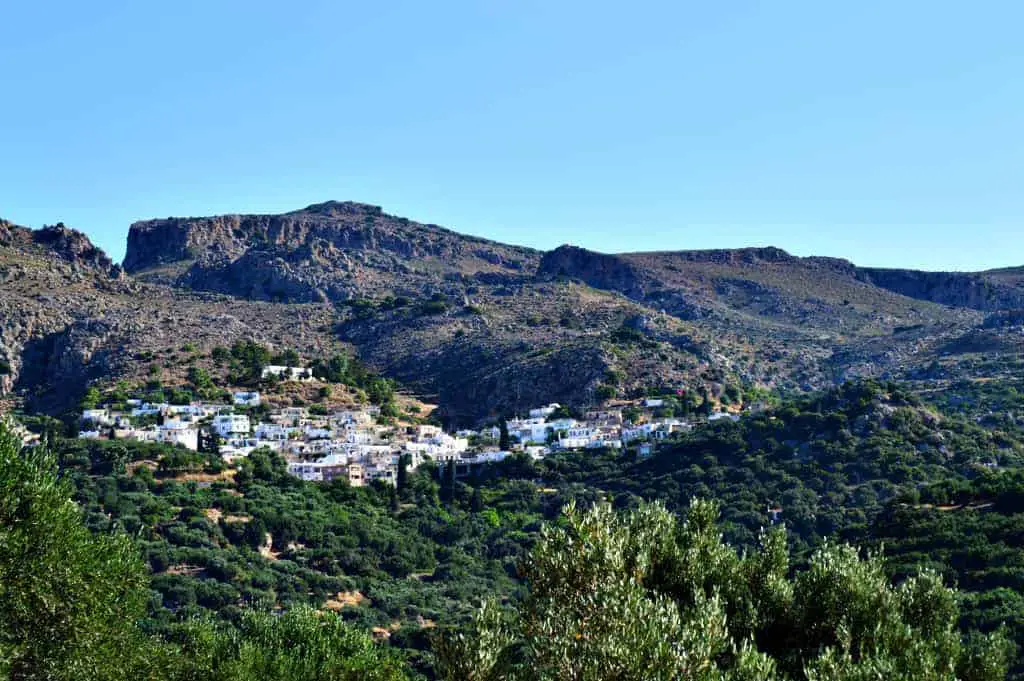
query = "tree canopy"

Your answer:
(436, 499), (1013, 681)
(0, 421), (158, 680)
